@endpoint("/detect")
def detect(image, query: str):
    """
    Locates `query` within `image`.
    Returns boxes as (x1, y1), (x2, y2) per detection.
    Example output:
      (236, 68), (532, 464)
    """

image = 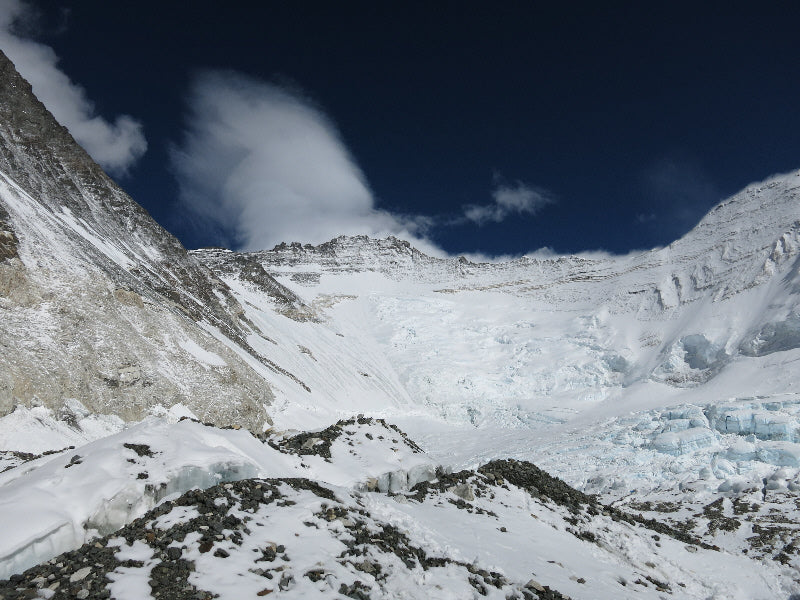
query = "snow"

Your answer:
(67, 468), (800, 598)
(0, 402), (124, 454)
(173, 171), (800, 527)
(106, 539), (160, 600)
(0, 414), (442, 578)
(0, 418), (280, 578)
(177, 337), (227, 367)
(2, 403), (800, 598)
(651, 427), (717, 455)
(211, 171), (800, 438)
(56, 207), (135, 271)
(2, 398), (799, 596)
